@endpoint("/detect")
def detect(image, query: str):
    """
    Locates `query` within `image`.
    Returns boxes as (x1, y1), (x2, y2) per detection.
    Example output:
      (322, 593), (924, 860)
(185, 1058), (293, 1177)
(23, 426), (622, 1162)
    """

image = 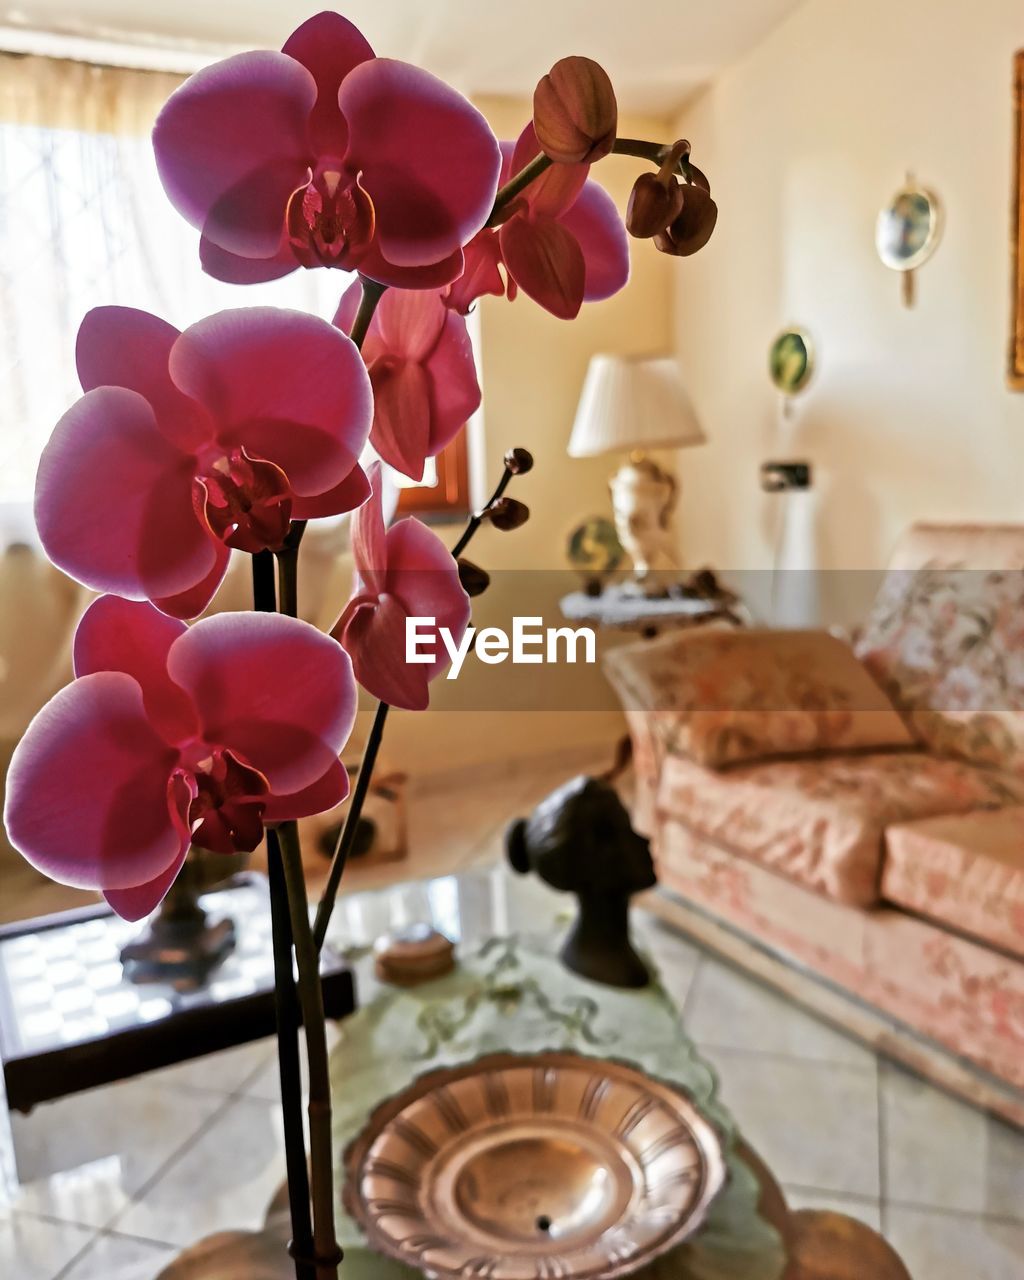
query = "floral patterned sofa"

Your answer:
(605, 524), (1024, 1117)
